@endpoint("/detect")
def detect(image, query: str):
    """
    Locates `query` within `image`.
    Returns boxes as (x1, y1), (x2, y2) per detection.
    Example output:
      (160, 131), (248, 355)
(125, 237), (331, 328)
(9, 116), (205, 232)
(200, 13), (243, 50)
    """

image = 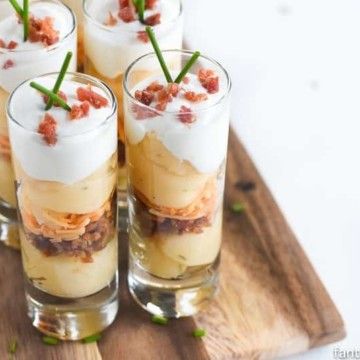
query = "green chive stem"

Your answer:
(137, 0), (145, 23)
(30, 81), (71, 111)
(231, 202), (245, 213)
(192, 328), (206, 338)
(23, 0), (29, 41)
(151, 314), (168, 325)
(42, 336), (59, 346)
(46, 52), (72, 110)
(81, 333), (102, 344)
(174, 51), (201, 84)
(8, 339), (17, 354)
(8, 0), (23, 17)
(146, 26), (173, 83)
